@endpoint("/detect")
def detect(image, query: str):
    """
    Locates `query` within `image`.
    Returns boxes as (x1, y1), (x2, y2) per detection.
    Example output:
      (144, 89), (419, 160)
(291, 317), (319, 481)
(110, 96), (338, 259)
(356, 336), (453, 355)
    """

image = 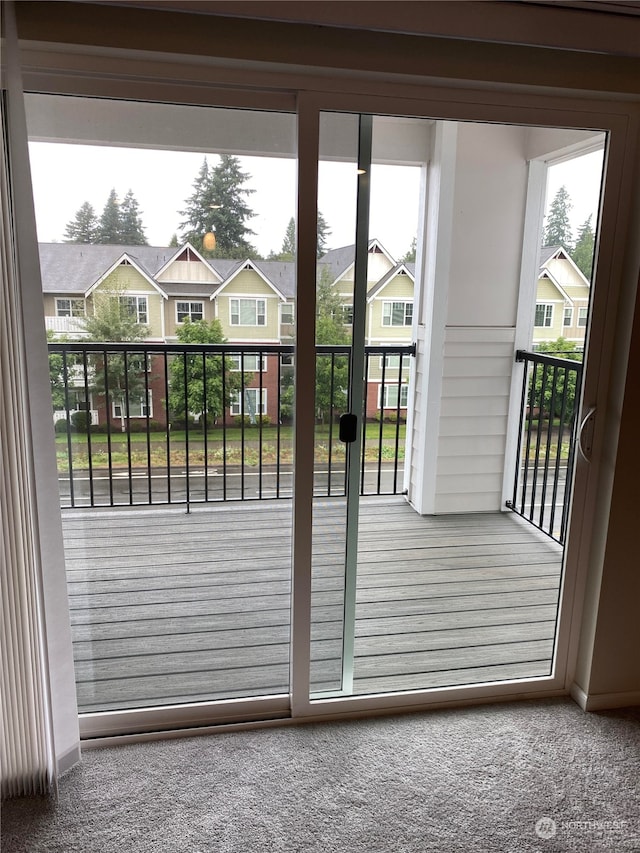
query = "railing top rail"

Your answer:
(48, 342), (417, 356)
(515, 348), (583, 371)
